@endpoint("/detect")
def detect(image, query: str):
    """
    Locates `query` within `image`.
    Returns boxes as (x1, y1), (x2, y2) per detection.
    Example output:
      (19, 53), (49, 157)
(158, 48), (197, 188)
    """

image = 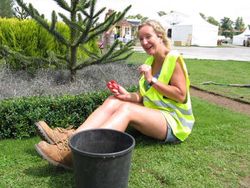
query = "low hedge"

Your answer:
(0, 91), (111, 139)
(0, 86), (138, 139)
